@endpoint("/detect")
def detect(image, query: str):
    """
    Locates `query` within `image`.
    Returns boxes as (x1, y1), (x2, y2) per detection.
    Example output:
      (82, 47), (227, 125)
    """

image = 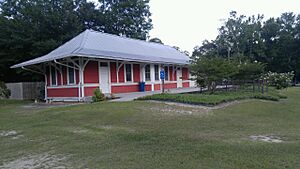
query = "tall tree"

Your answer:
(0, 0), (153, 82)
